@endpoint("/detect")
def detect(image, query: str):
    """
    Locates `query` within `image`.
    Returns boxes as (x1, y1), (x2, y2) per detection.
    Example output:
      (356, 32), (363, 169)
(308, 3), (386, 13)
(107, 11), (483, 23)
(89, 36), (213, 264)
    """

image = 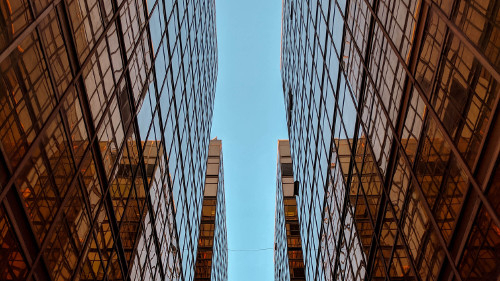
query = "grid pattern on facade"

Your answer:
(0, 0), (217, 280)
(281, 0), (499, 280)
(275, 140), (306, 281)
(195, 197), (216, 279)
(194, 139), (228, 281)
